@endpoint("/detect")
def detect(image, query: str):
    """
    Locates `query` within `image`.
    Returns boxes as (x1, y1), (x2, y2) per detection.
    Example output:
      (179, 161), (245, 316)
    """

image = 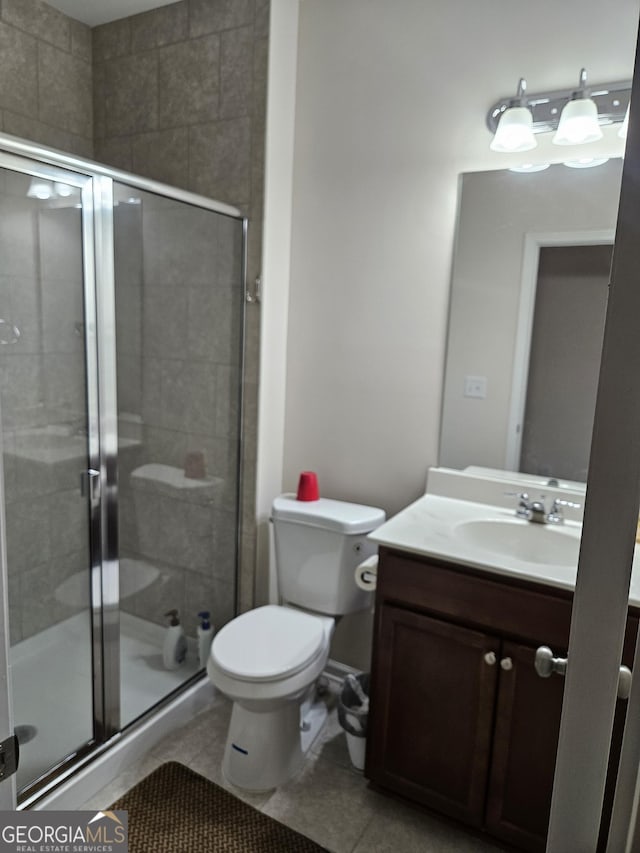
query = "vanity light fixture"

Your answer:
(53, 181), (73, 198)
(26, 178), (77, 201)
(553, 70), (602, 145)
(487, 71), (631, 151)
(26, 178), (53, 200)
(489, 79), (536, 152)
